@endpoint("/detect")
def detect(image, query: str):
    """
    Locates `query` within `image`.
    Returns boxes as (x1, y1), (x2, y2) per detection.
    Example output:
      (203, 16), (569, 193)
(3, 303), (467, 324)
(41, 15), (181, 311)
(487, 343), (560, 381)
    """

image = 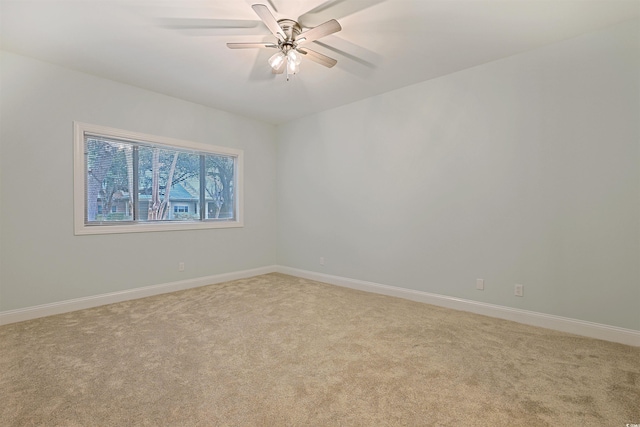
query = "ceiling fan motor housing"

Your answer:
(277, 19), (302, 50)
